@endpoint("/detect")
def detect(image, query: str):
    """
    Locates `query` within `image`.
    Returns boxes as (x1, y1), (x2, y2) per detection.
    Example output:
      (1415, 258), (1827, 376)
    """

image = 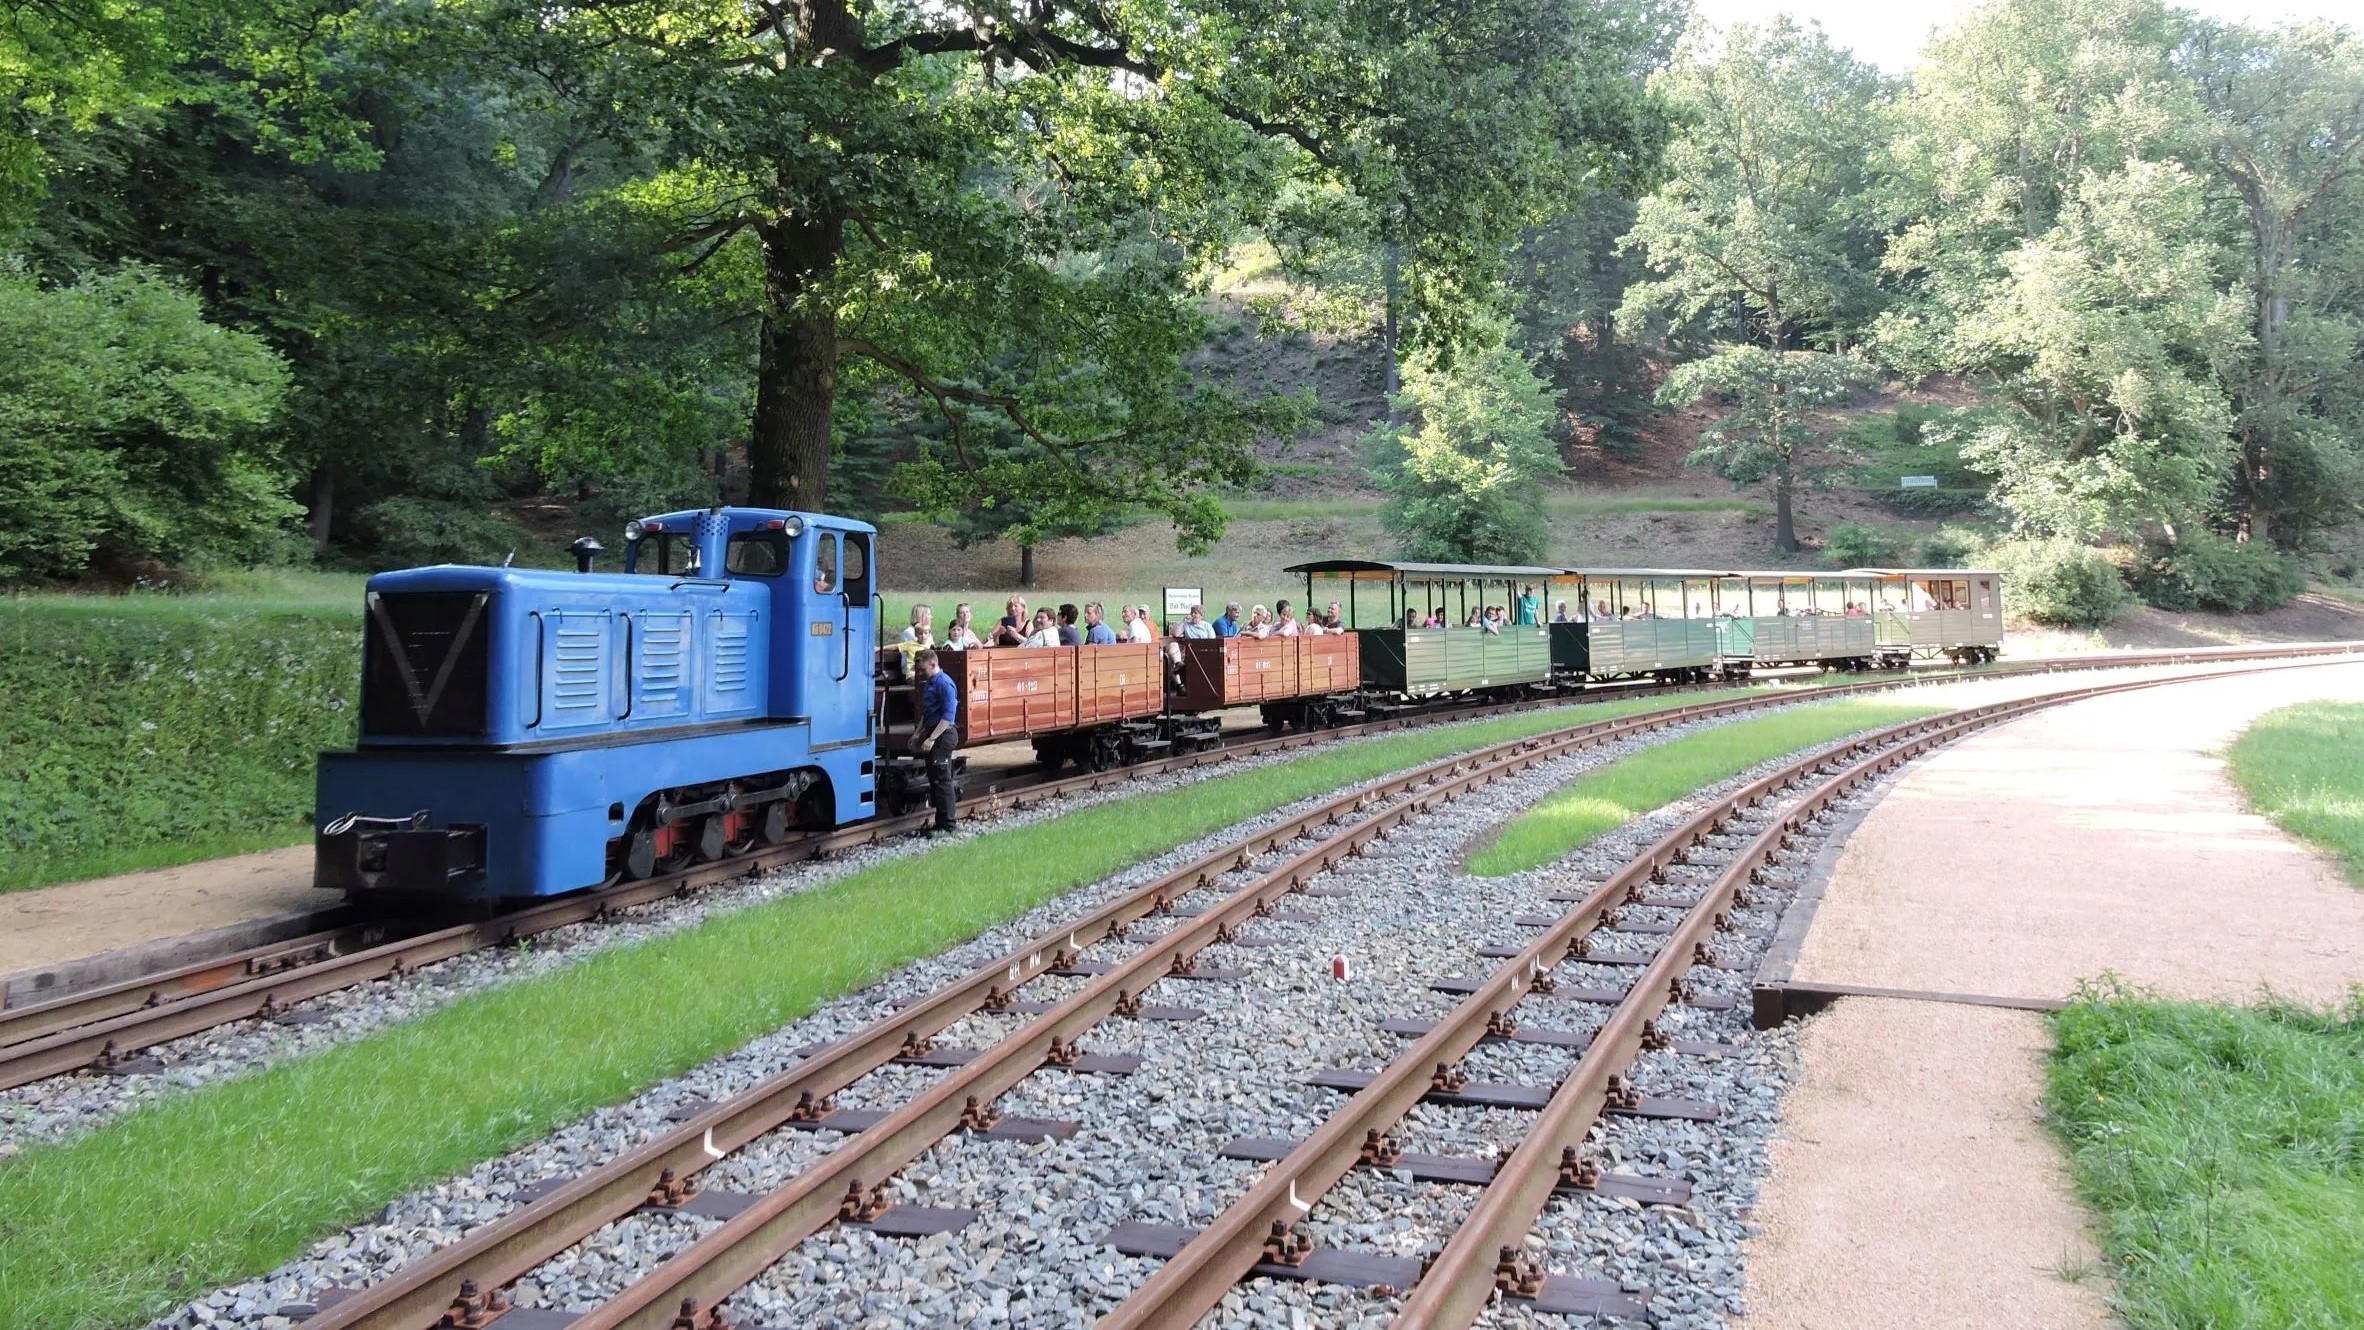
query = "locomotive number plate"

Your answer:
(811, 621), (834, 636)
